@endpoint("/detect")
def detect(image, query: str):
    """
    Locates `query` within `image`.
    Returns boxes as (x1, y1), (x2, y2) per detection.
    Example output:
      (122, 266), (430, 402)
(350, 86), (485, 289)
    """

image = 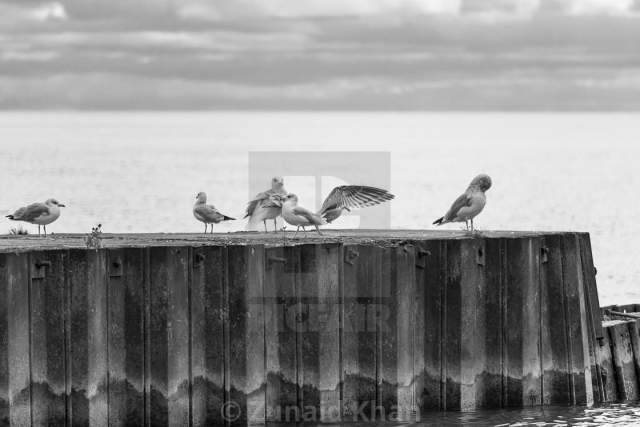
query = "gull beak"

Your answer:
(59, 204), (66, 207)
